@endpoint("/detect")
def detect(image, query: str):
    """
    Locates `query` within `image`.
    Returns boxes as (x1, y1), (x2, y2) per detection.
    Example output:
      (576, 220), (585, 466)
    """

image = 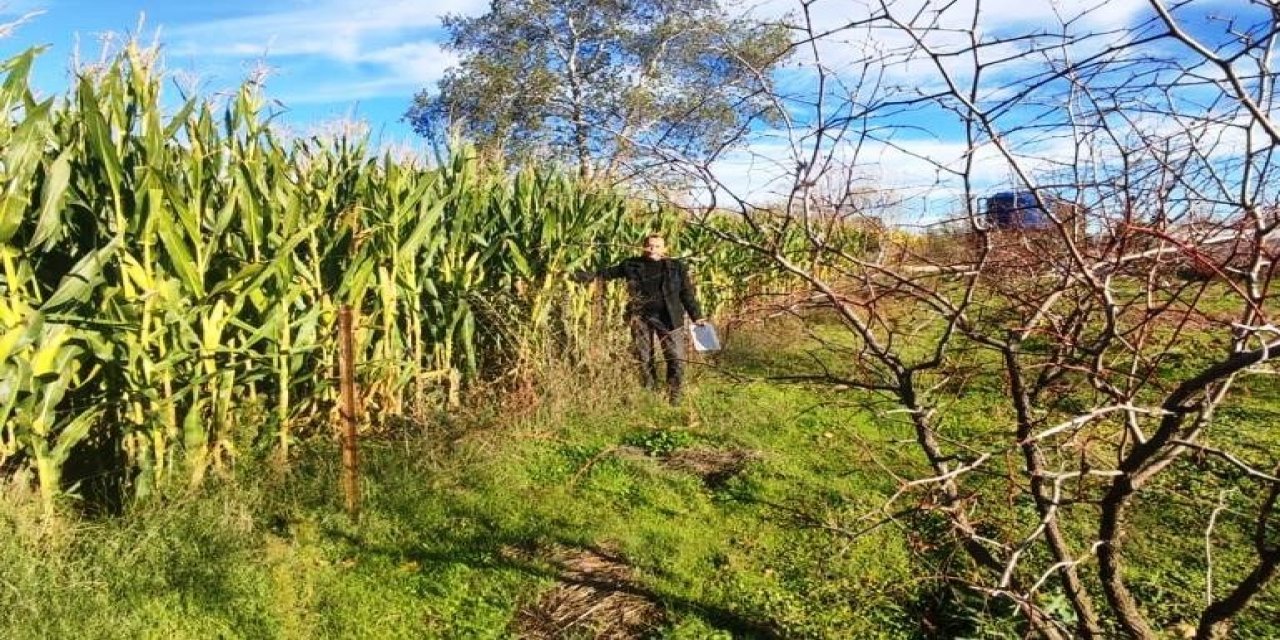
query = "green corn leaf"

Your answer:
(79, 84), (126, 199)
(51, 408), (102, 467)
(41, 235), (123, 311)
(505, 238), (532, 278)
(28, 149), (73, 251)
(153, 191), (206, 297)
